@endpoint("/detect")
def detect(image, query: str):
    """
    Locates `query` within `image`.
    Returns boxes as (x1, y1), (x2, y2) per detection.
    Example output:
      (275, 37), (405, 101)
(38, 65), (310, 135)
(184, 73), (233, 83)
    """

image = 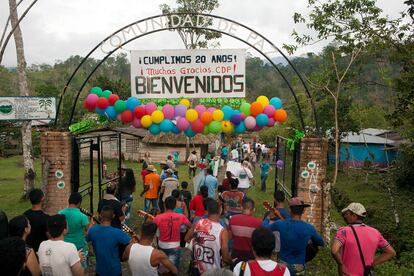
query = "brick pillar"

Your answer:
(296, 137), (328, 233)
(40, 131), (72, 214)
